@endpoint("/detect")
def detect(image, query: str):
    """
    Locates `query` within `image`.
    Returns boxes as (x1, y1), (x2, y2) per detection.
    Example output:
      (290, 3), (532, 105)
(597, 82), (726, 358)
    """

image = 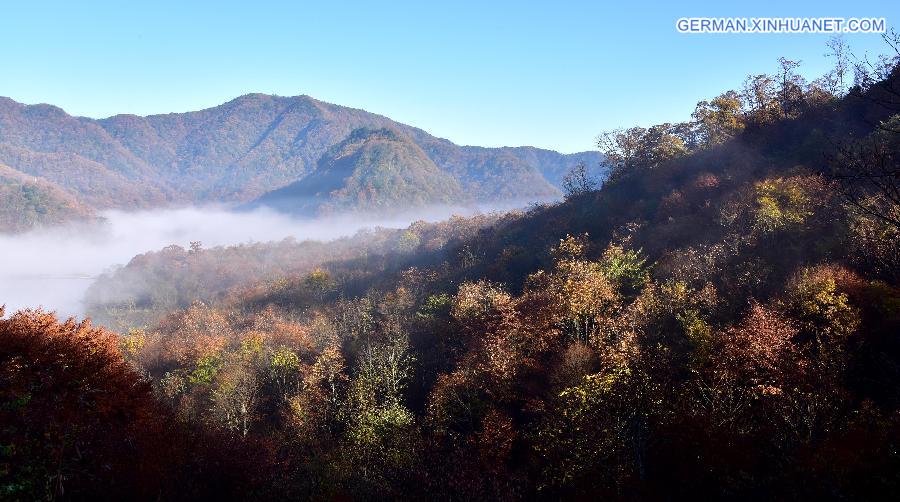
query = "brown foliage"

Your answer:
(0, 310), (168, 498)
